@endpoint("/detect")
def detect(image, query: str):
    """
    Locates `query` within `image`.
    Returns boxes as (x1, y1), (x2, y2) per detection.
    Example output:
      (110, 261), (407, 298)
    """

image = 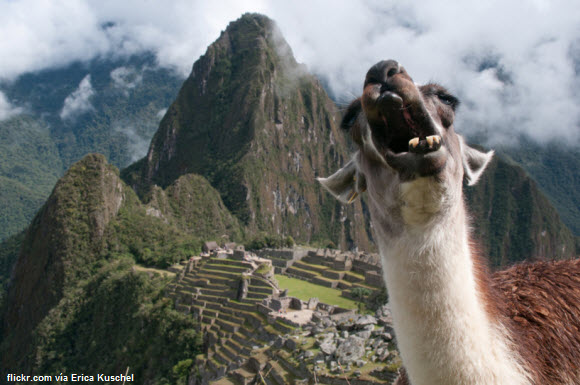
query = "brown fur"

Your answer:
(394, 367), (411, 385)
(471, 232), (580, 385)
(398, 246), (580, 384)
(493, 259), (580, 384)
